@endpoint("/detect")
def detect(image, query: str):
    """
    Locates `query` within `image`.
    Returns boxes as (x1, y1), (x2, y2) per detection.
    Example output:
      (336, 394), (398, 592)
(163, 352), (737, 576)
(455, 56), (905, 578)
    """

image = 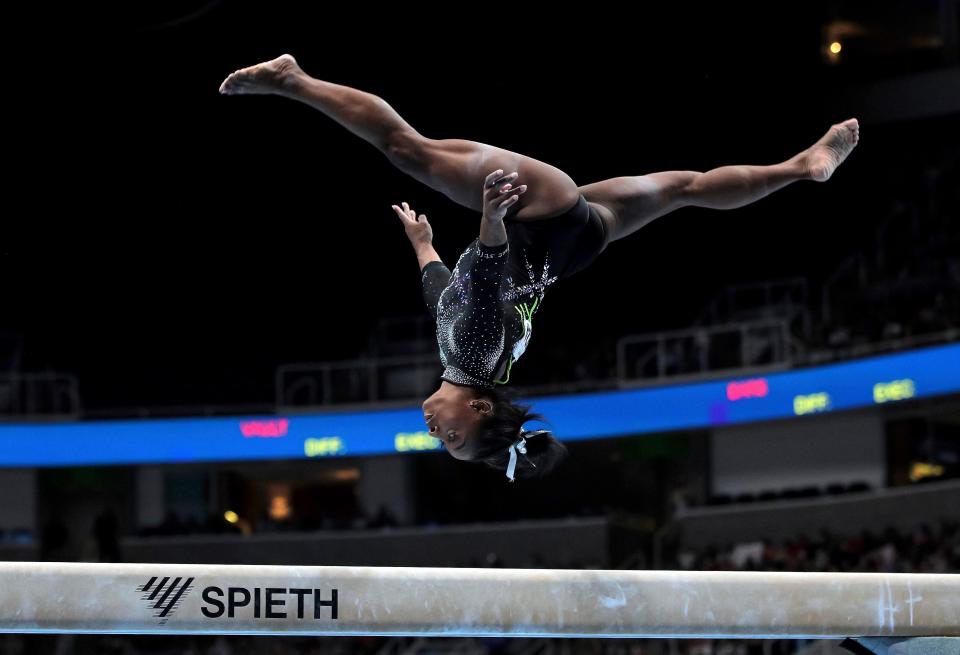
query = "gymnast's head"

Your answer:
(422, 383), (567, 480)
